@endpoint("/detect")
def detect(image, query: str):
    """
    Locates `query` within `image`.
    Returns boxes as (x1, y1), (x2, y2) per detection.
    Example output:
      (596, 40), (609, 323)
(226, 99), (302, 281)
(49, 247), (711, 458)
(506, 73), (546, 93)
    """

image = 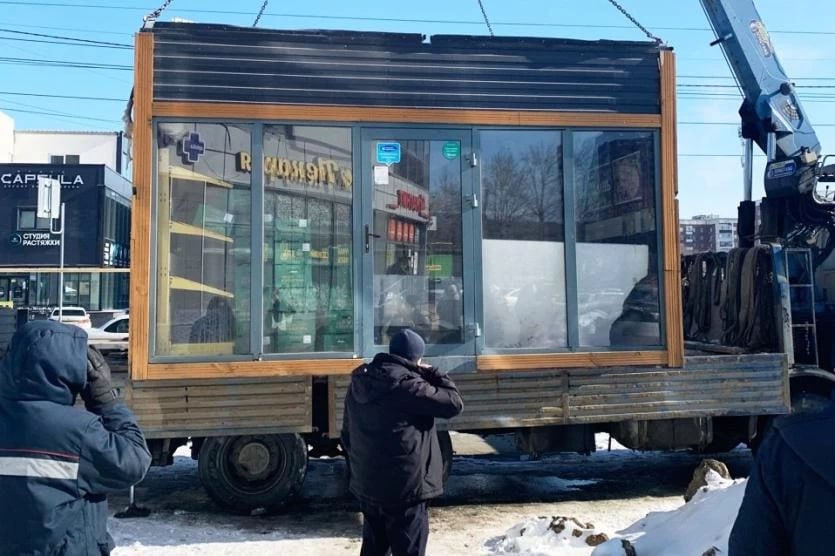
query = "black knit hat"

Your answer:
(389, 329), (425, 362)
